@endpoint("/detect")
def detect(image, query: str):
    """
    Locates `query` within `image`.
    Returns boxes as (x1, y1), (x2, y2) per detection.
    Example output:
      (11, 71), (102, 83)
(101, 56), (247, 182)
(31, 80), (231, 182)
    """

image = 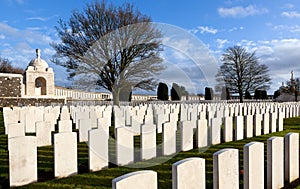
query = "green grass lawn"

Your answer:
(1, 109), (300, 188)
